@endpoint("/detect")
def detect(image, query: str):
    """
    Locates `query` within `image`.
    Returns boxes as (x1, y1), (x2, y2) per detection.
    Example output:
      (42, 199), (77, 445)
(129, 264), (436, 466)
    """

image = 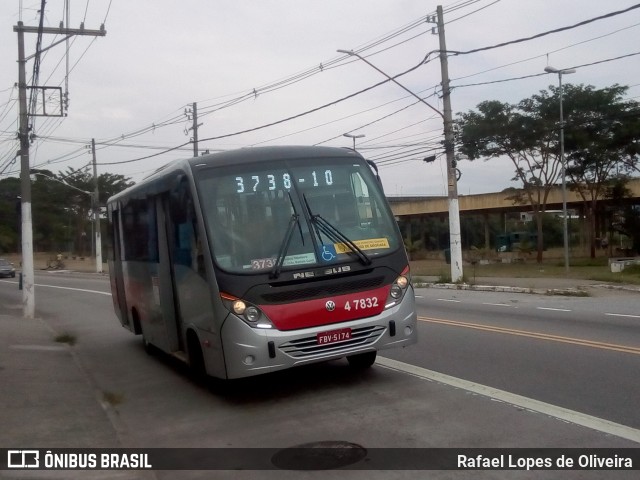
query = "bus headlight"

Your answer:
(233, 300), (247, 315)
(384, 266), (411, 309)
(390, 284), (403, 299)
(221, 293), (273, 329)
(245, 306), (260, 322)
